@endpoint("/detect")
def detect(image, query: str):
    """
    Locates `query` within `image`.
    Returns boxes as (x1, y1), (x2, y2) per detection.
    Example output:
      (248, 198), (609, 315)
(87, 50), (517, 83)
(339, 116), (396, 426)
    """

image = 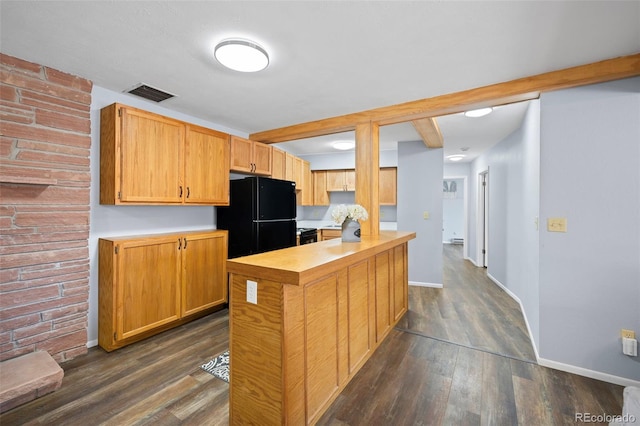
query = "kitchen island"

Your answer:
(227, 230), (416, 425)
